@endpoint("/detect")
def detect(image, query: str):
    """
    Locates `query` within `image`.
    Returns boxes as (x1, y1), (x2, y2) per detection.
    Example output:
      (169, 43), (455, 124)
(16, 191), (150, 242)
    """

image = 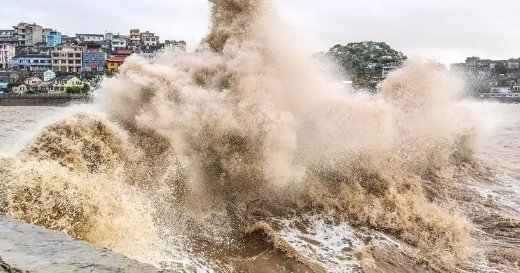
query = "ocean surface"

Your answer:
(0, 104), (519, 273)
